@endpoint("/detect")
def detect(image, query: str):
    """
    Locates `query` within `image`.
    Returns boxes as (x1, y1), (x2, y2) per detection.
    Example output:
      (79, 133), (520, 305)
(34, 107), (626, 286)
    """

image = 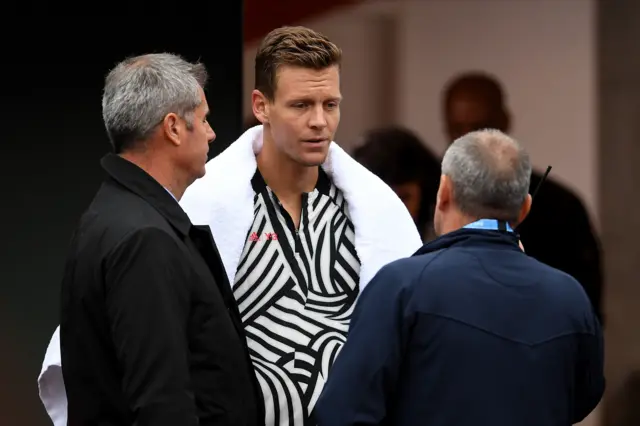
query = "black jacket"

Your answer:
(59, 154), (263, 426)
(518, 170), (604, 322)
(316, 228), (604, 426)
